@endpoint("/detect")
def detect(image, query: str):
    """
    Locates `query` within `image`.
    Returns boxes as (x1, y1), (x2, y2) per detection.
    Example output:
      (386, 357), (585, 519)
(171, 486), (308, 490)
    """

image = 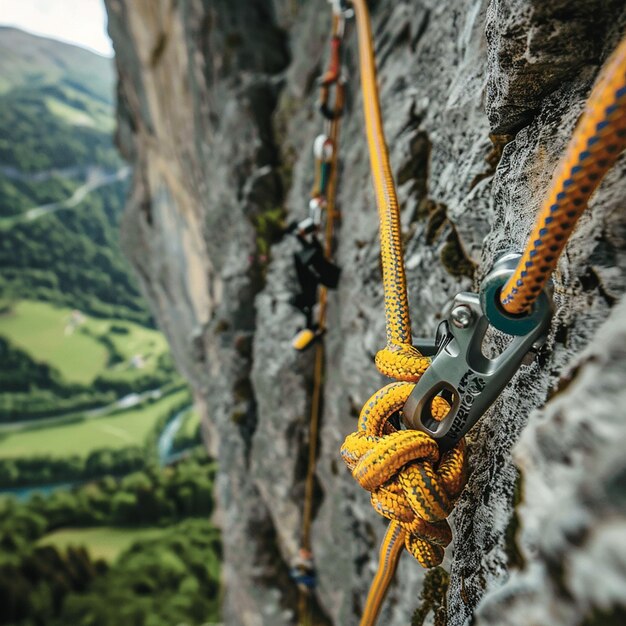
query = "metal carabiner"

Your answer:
(328, 0), (353, 34)
(318, 1), (353, 121)
(402, 254), (552, 451)
(319, 78), (346, 120)
(318, 34), (346, 121)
